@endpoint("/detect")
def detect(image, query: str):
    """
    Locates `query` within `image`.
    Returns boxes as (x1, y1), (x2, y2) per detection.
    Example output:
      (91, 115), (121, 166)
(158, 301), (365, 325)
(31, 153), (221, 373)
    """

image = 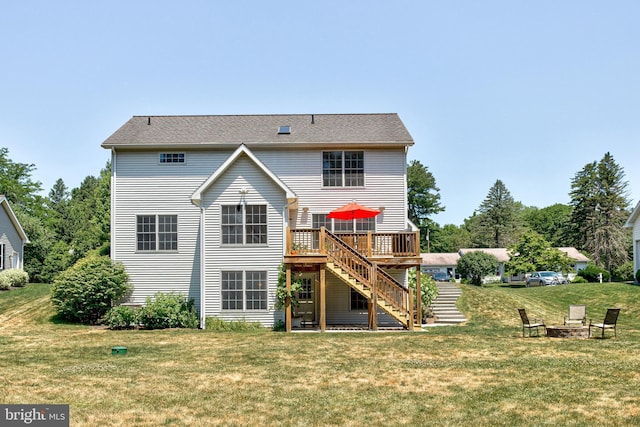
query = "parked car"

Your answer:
(553, 272), (568, 284)
(431, 272), (451, 282)
(526, 271), (559, 287)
